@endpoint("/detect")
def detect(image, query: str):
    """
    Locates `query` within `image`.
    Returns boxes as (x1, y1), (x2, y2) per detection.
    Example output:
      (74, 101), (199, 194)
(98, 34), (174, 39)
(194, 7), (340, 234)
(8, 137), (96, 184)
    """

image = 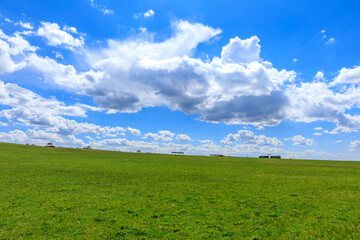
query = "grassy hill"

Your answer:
(0, 142), (359, 239)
